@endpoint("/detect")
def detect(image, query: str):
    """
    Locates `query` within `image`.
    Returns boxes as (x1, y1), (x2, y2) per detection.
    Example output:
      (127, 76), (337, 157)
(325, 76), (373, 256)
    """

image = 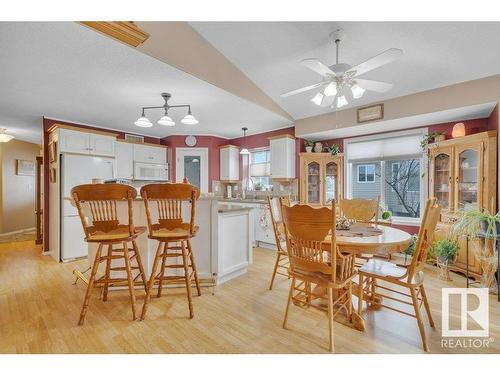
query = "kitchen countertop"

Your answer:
(217, 204), (253, 213)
